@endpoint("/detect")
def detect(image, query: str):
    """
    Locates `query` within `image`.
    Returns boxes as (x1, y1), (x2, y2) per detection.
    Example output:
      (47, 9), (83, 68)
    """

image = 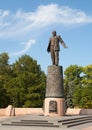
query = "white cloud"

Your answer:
(0, 4), (92, 39)
(10, 39), (35, 56)
(0, 9), (10, 27)
(0, 9), (10, 18)
(29, 5), (92, 25)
